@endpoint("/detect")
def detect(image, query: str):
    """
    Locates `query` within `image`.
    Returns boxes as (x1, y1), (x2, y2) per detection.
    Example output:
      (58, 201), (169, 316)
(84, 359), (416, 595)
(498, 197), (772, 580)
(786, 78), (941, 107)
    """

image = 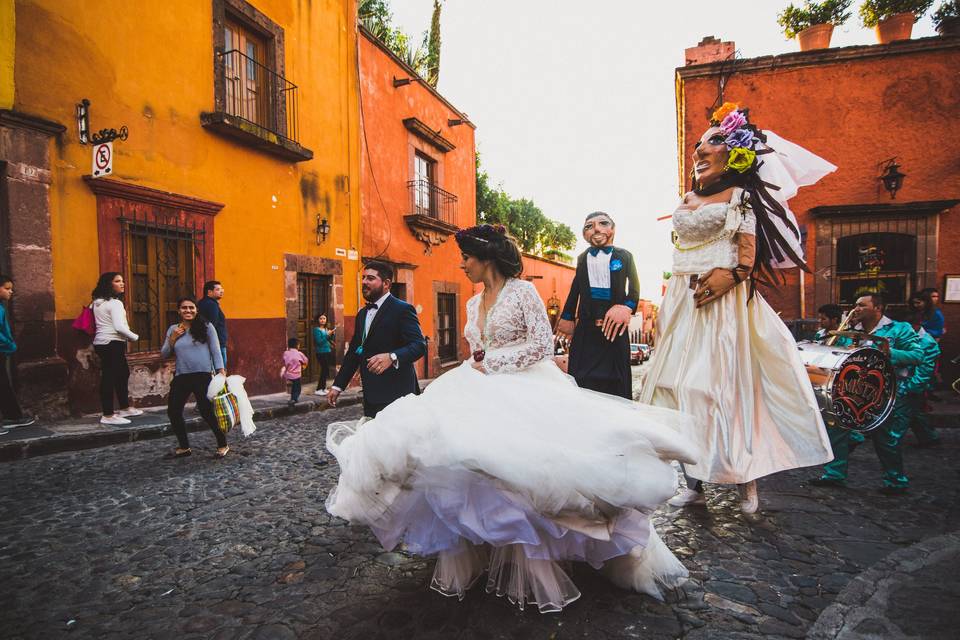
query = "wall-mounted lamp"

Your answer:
(878, 158), (906, 200)
(315, 215), (331, 245)
(448, 118), (466, 127)
(393, 76), (413, 88)
(76, 98), (90, 145)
